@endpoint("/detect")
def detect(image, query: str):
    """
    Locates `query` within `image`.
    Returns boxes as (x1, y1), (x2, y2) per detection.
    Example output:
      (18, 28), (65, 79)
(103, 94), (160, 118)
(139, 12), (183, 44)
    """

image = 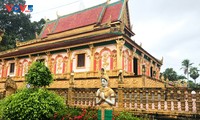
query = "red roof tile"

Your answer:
(101, 3), (123, 24)
(40, 21), (56, 38)
(40, 1), (123, 38)
(54, 6), (104, 33)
